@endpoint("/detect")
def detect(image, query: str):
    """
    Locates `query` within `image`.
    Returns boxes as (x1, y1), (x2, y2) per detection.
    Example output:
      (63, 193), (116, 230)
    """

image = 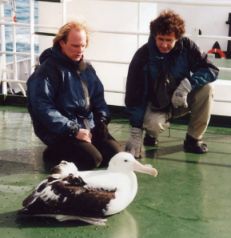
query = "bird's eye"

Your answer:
(124, 160), (128, 162)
